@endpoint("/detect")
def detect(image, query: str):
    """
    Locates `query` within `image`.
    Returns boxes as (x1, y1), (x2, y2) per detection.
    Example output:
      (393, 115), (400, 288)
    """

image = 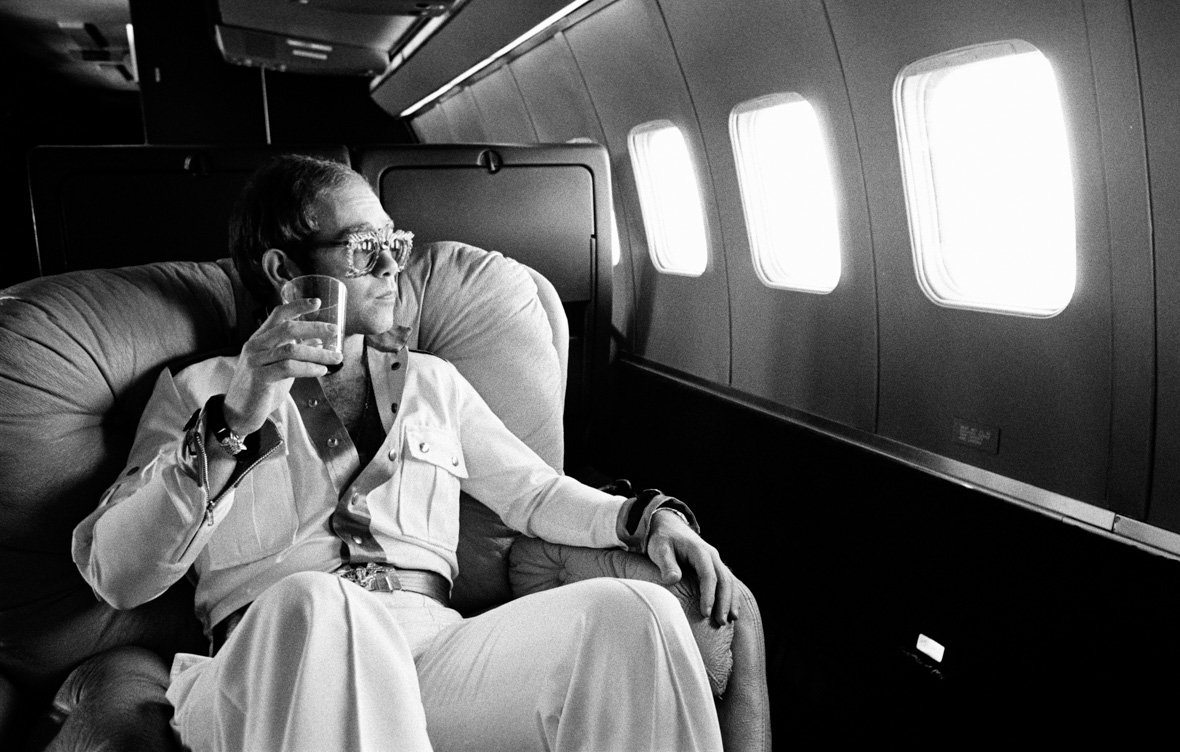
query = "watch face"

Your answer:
(220, 434), (247, 456)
